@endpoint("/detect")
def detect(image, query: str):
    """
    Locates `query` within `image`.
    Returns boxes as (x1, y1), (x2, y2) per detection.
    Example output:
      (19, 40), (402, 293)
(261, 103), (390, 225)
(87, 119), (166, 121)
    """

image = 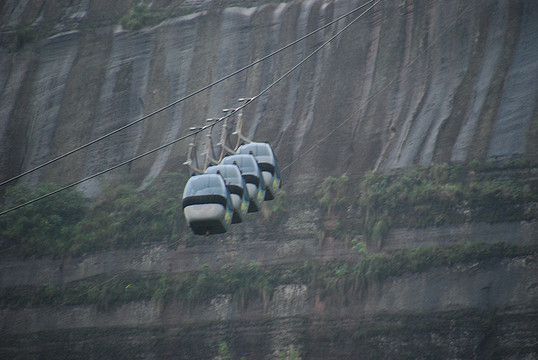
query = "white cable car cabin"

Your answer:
(182, 174), (234, 235)
(221, 154), (265, 213)
(237, 142), (281, 200)
(205, 164), (249, 223)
